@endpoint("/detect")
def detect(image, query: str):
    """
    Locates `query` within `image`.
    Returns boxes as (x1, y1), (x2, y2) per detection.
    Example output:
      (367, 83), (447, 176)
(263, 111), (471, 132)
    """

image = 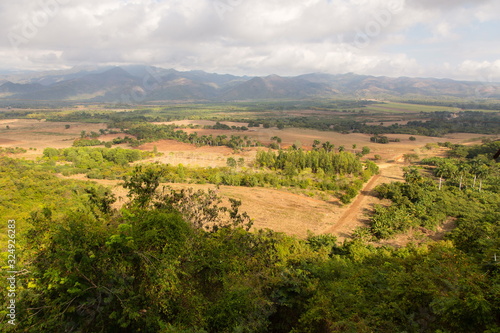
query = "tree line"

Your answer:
(124, 123), (264, 150)
(255, 147), (377, 176)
